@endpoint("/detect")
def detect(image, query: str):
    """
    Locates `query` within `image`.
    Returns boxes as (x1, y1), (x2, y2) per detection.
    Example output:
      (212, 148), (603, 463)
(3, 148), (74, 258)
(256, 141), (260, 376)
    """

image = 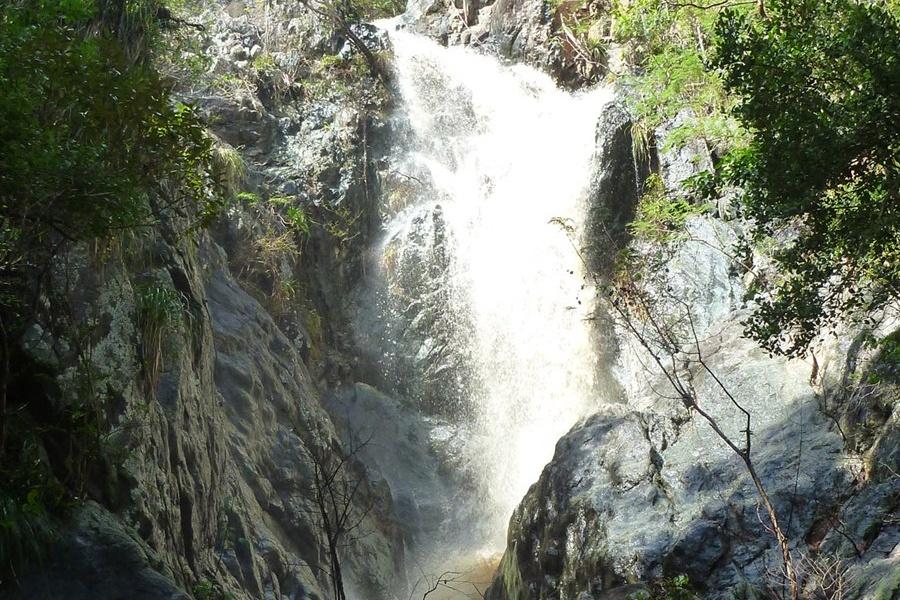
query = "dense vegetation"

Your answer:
(713, 0), (900, 355)
(601, 0), (900, 356)
(0, 0), (221, 583)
